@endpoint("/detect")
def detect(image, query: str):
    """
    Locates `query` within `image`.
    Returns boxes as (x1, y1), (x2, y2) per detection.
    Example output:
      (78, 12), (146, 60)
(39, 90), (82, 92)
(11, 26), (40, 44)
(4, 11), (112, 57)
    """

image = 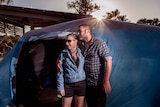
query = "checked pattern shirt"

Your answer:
(79, 37), (112, 86)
